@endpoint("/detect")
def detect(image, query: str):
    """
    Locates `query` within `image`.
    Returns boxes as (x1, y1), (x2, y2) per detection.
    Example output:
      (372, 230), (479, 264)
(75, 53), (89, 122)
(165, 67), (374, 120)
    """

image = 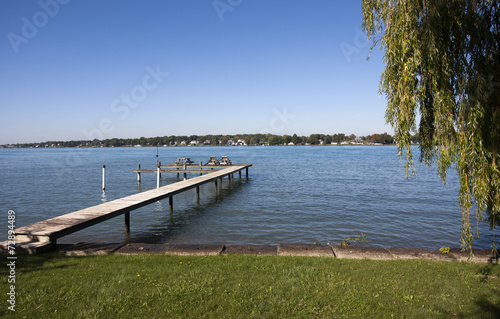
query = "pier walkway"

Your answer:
(4, 164), (251, 254)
